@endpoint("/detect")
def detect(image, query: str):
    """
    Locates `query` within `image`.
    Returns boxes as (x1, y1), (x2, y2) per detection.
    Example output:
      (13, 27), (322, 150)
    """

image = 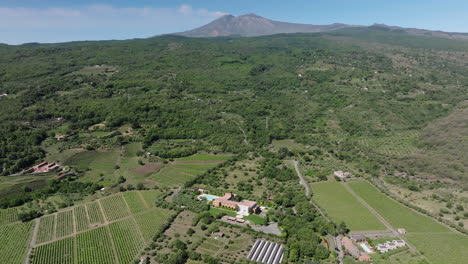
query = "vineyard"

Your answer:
(123, 191), (148, 214)
(357, 131), (420, 158)
(0, 221), (33, 263)
(27, 191), (174, 264)
(100, 194), (131, 221)
(0, 207), (18, 225)
(32, 237), (75, 264)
